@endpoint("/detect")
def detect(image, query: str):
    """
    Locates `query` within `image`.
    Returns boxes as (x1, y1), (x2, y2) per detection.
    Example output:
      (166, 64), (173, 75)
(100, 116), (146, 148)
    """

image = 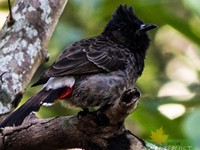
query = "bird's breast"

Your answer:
(67, 70), (135, 108)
